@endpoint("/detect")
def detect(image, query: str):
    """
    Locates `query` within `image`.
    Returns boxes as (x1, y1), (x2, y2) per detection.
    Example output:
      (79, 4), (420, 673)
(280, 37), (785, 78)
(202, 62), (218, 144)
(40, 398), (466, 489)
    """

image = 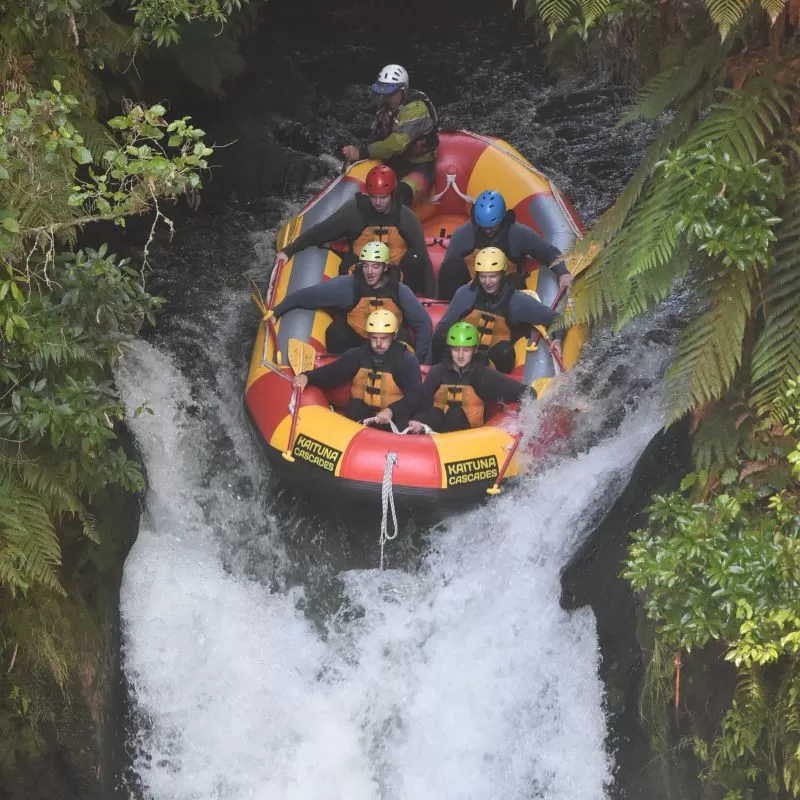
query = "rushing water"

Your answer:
(117, 24), (667, 800)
